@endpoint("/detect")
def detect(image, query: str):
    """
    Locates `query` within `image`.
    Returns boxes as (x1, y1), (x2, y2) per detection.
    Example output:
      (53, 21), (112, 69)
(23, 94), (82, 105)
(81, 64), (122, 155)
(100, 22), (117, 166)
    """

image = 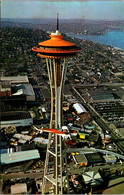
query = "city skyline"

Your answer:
(1, 1), (124, 21)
